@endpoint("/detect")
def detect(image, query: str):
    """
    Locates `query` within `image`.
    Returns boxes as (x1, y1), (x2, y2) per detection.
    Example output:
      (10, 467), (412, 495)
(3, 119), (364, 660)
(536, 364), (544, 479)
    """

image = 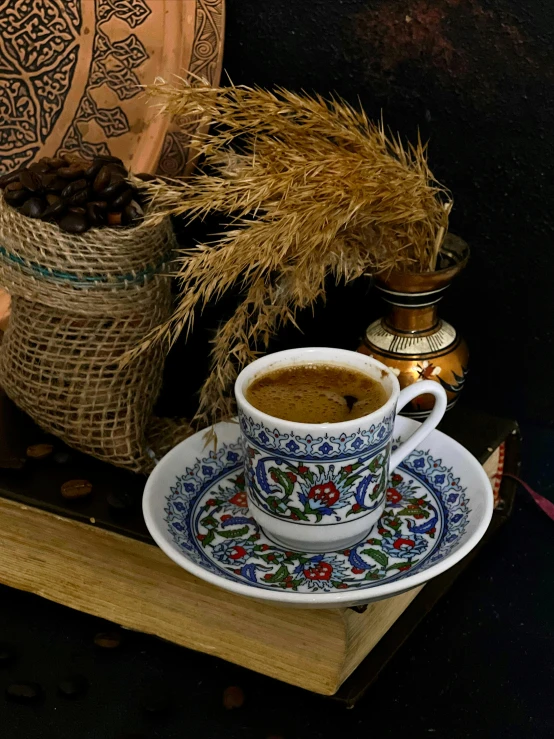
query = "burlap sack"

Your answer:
(0, 194), (189, 472)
